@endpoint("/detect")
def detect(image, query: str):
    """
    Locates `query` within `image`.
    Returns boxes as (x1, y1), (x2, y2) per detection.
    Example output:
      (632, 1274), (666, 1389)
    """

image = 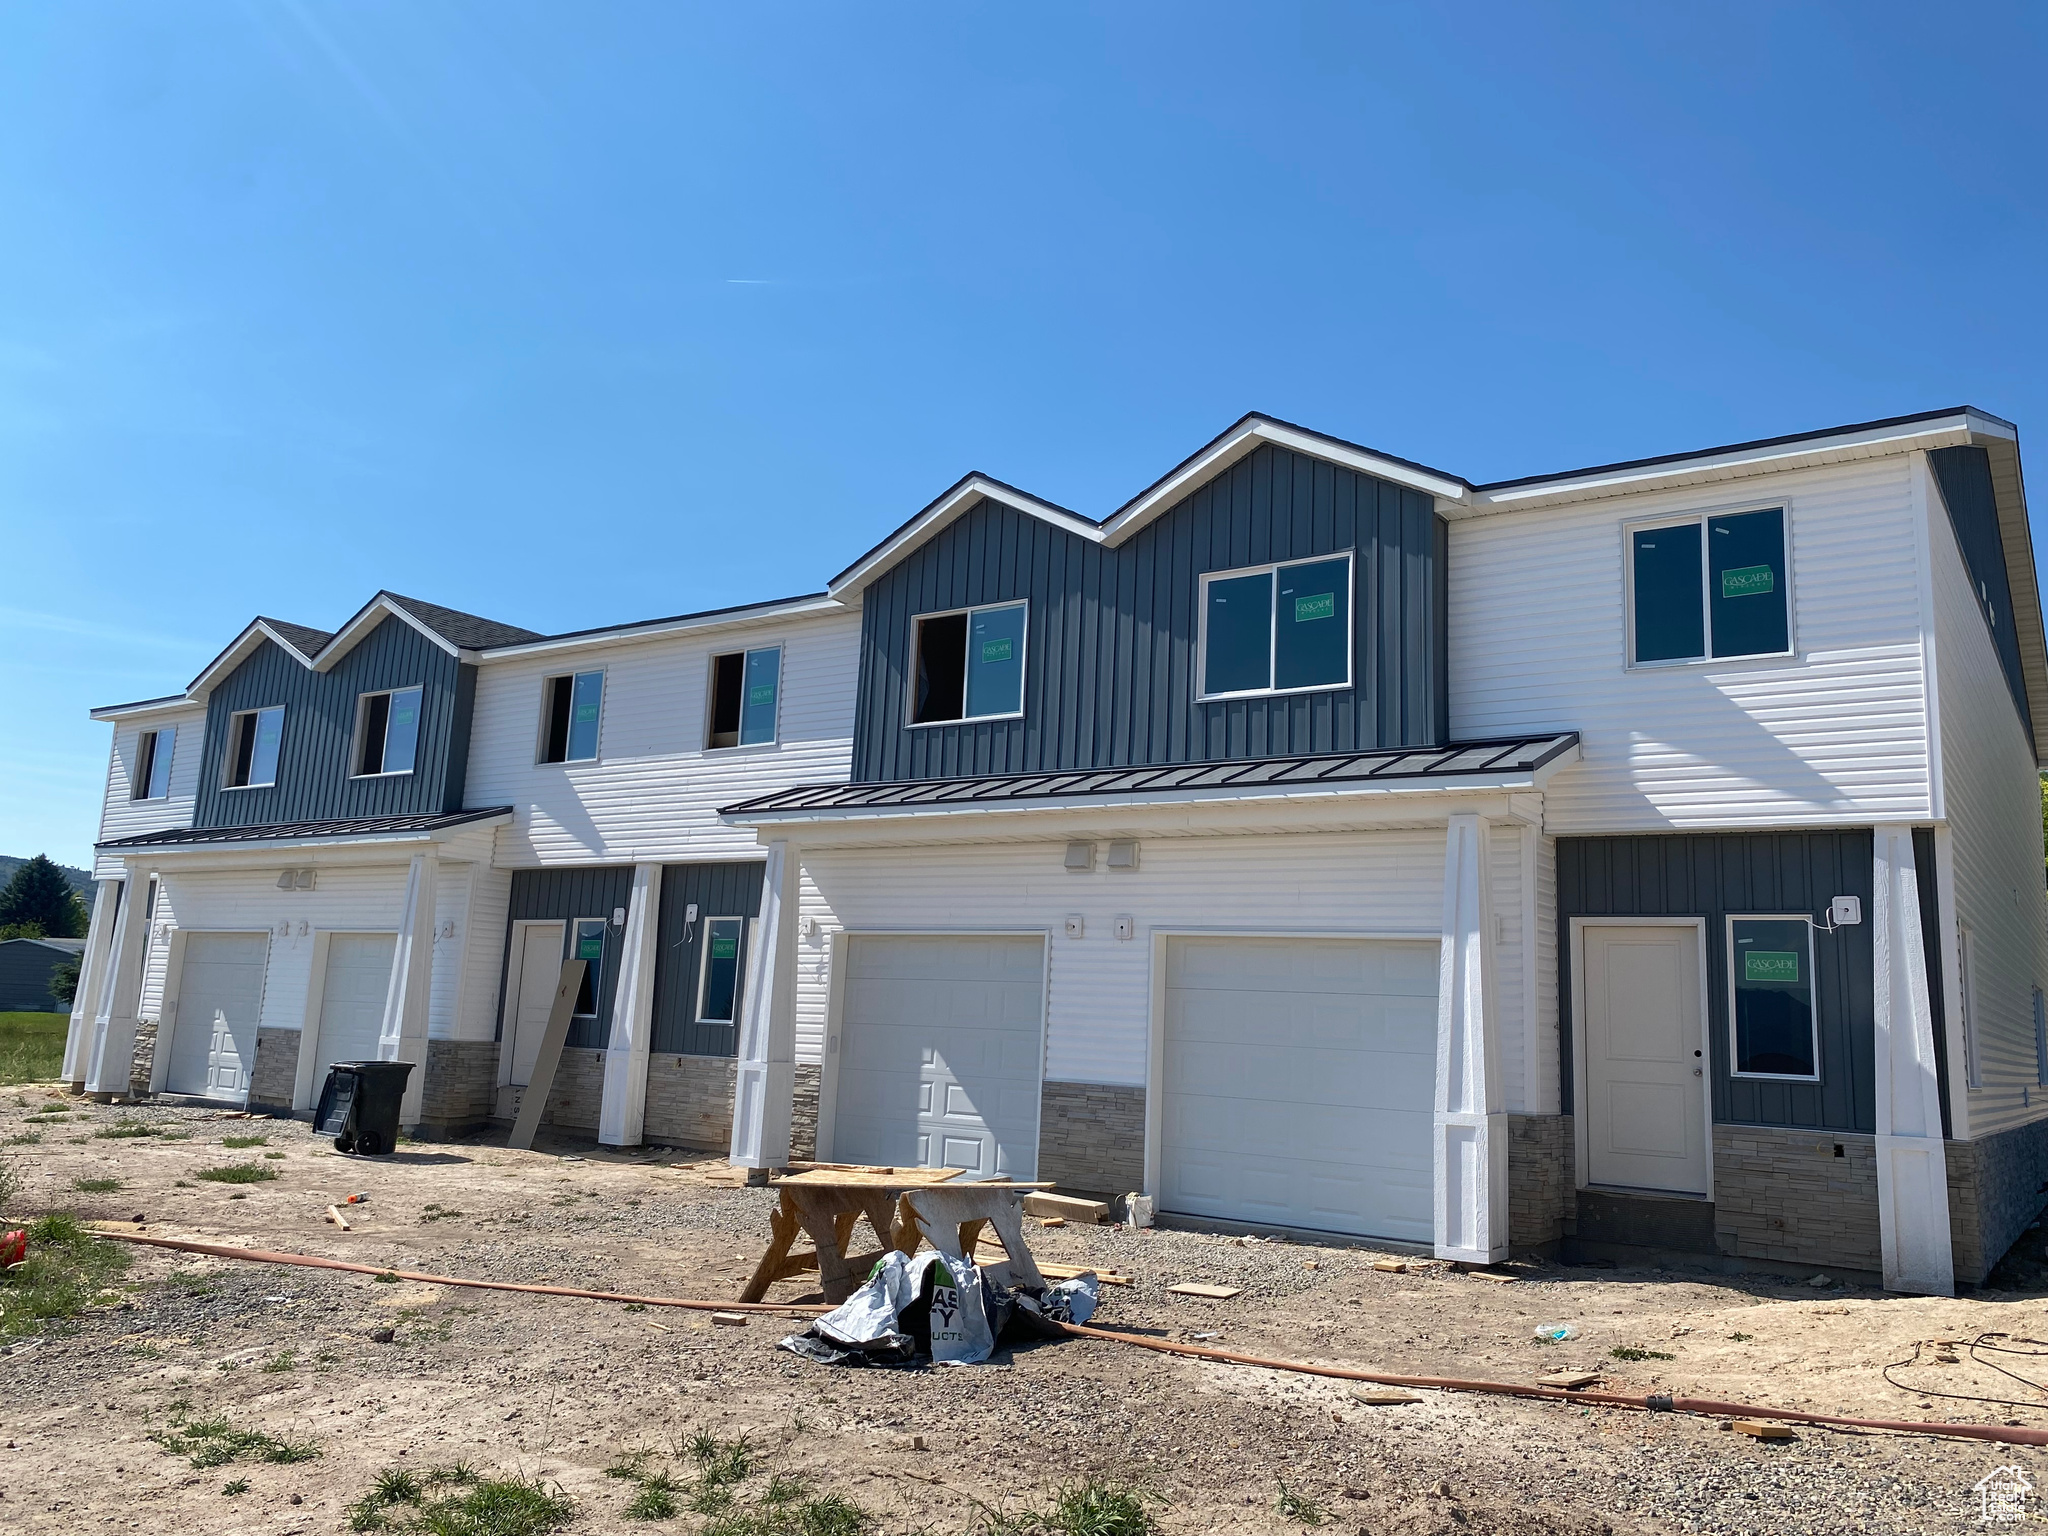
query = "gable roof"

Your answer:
(0, 936), (87, 954)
